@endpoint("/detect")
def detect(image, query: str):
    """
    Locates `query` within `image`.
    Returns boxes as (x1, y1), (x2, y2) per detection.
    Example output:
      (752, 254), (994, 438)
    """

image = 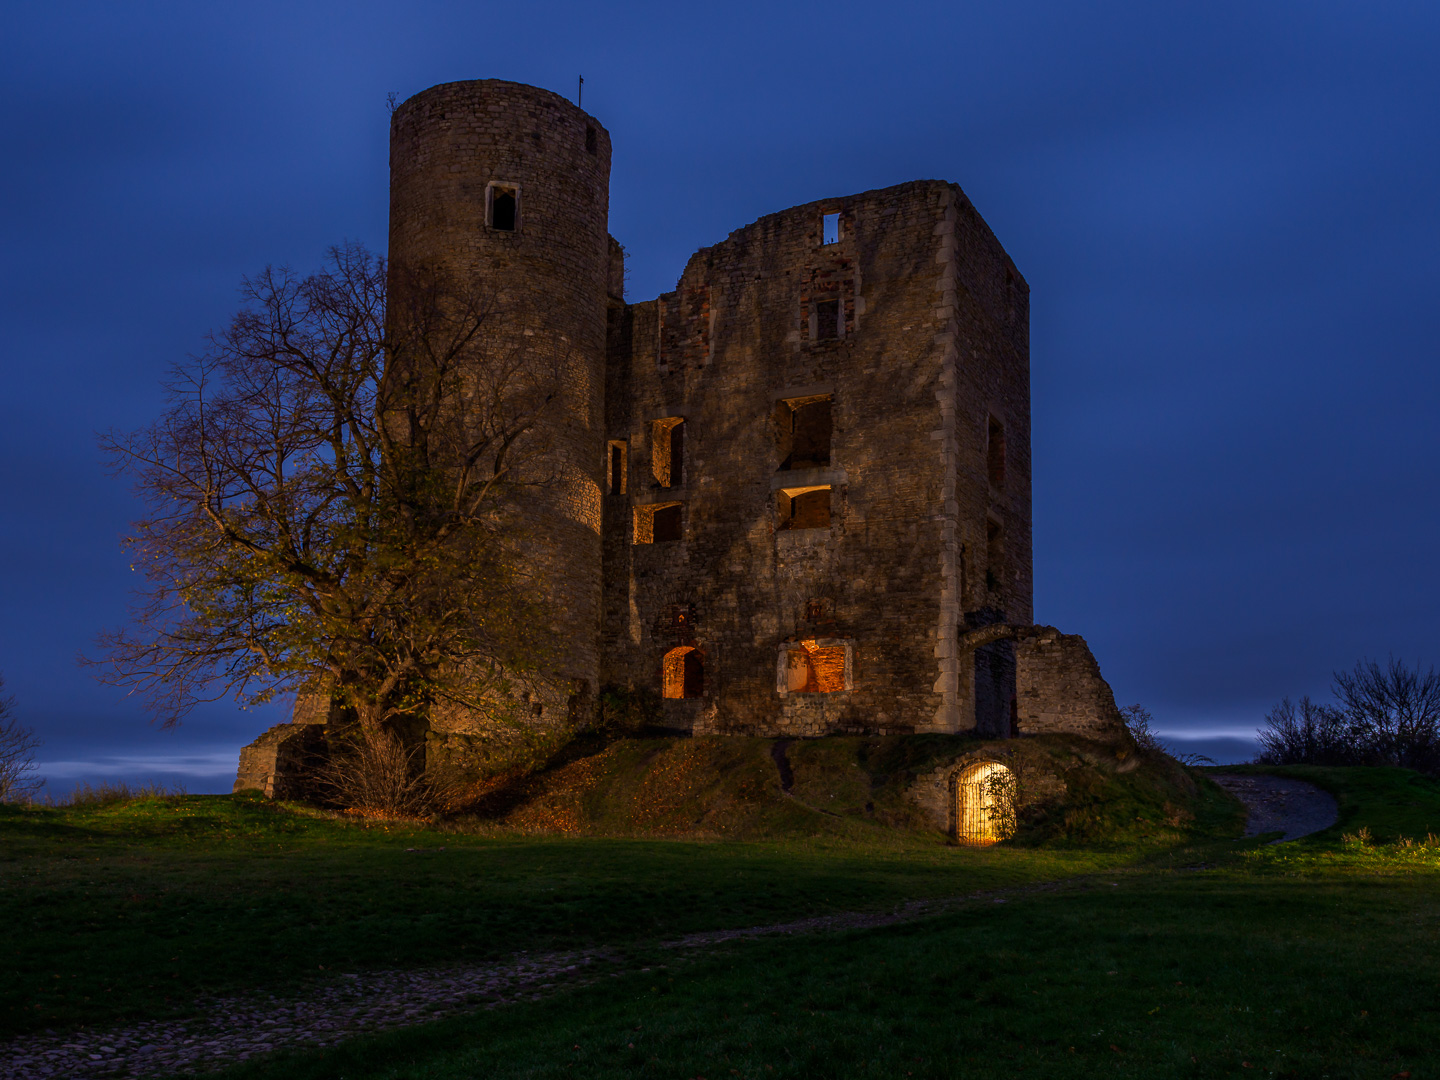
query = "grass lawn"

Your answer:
(0, 792), (1173, 1039)
(3, 762), (1439, 1078)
